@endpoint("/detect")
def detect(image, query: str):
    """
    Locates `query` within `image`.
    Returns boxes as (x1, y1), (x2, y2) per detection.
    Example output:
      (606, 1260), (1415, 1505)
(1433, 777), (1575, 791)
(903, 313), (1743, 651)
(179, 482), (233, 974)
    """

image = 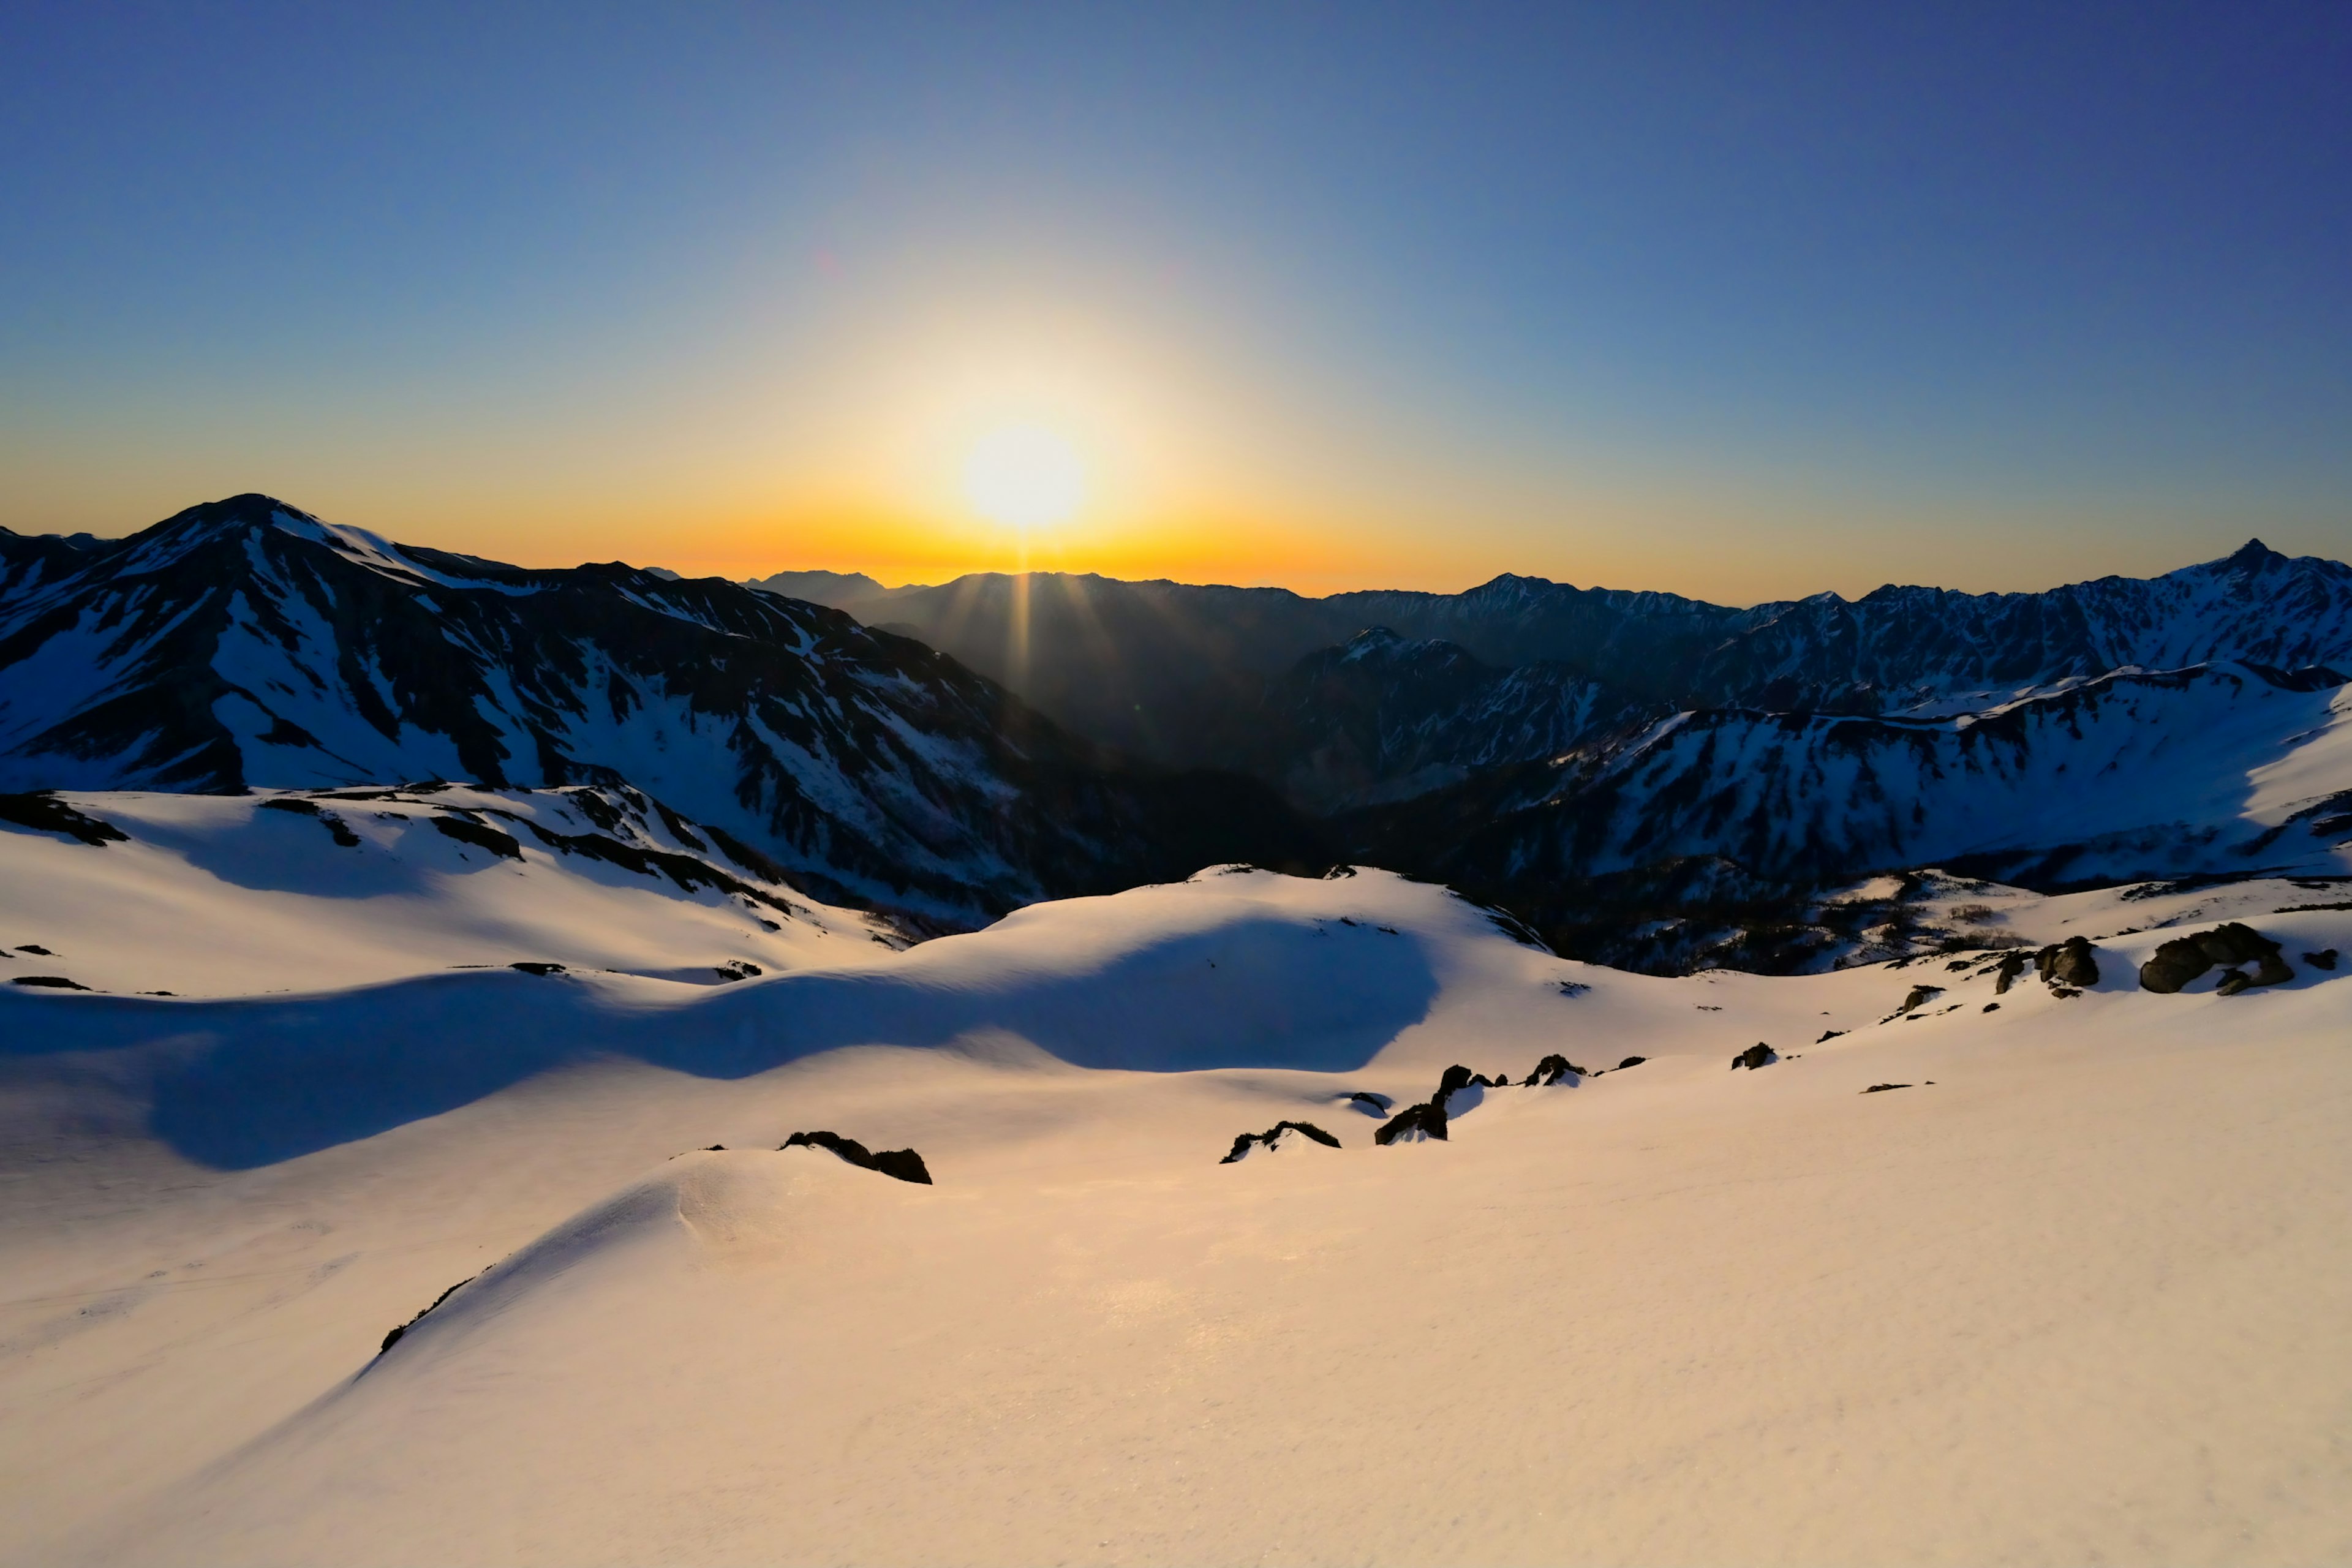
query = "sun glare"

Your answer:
(963, 423), (1085, 530)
